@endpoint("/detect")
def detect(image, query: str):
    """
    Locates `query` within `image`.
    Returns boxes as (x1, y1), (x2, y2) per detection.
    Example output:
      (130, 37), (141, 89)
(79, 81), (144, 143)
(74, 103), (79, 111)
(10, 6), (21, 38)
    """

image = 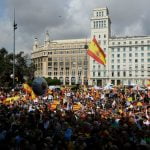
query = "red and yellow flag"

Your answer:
(23, 83), (32, 93)
(87, 36), (106, 65)
(23, 83), (37, 100)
